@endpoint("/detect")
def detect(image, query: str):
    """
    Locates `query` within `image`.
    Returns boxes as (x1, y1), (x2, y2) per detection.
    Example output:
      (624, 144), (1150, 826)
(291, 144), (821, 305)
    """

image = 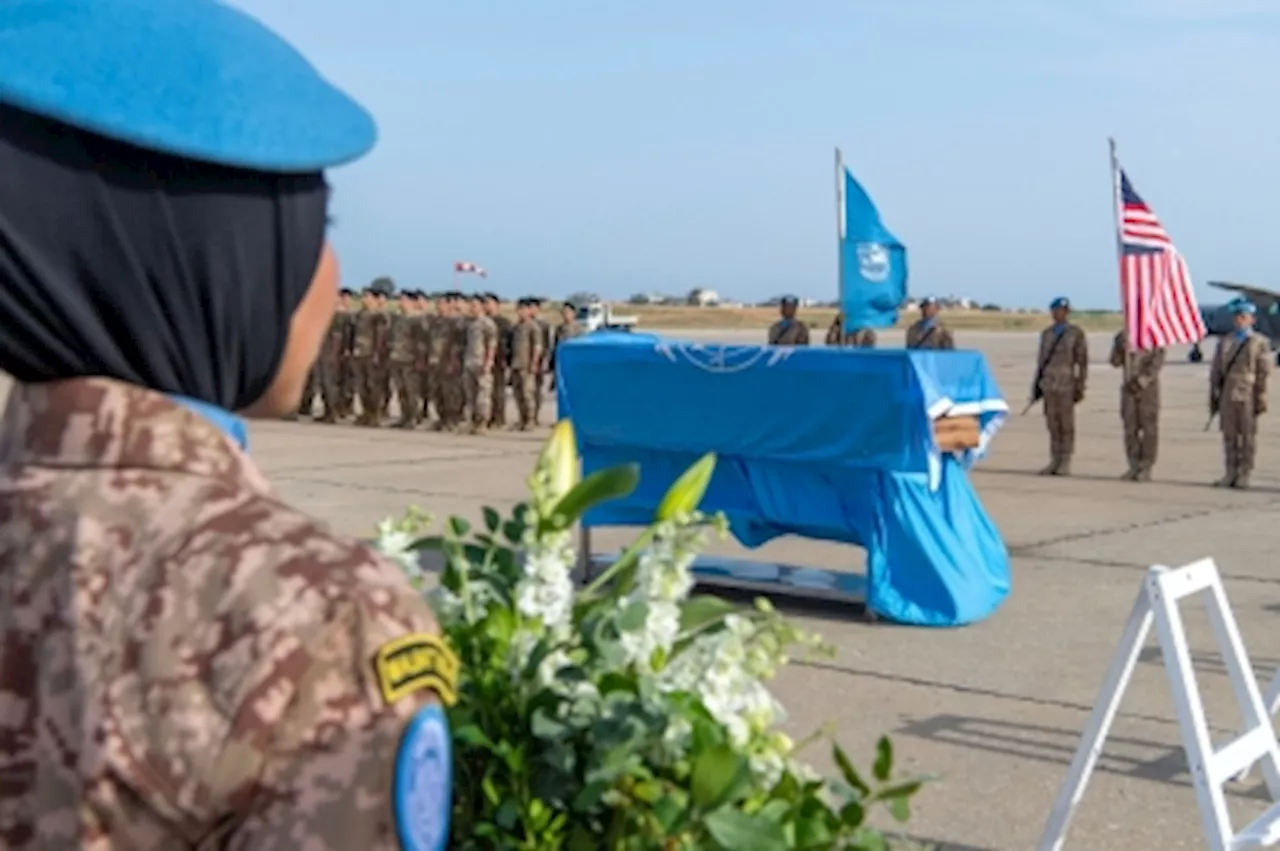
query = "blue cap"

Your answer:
(1231, 299), (1257, 316)
(1050, 296), (1070, 310)
(920, 296), (938, 307)
(0, 0), (376, 172)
